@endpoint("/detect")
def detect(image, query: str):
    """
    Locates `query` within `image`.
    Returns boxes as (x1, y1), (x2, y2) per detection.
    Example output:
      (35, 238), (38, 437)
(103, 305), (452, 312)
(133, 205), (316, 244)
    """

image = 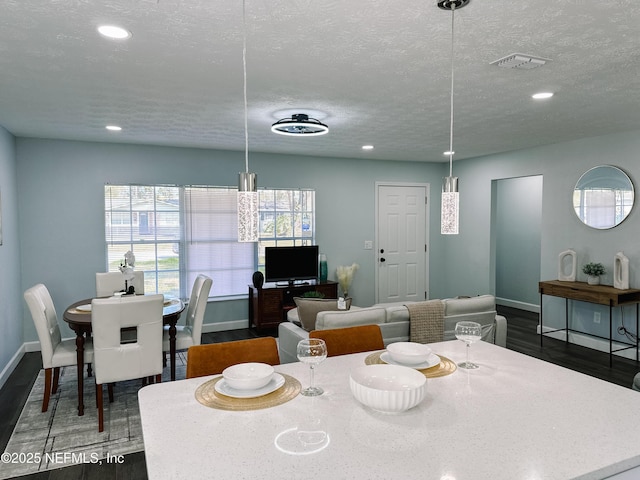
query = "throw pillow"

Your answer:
(294, 297), (352, 332)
